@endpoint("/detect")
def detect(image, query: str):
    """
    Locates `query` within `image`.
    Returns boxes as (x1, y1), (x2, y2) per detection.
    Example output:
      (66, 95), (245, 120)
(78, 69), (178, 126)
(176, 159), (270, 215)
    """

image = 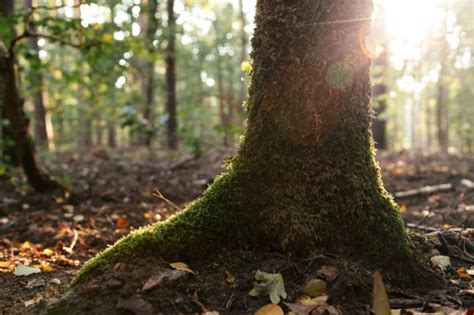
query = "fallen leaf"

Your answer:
(169, 262), (195, 274)
(25, 278), (46, 289)
(225, 270), (235, 284)
(316, 266), (339, 282)
(49, 278), (61, 285)
(116, 296), (153, 315)
(372, 271), (390, 315)
(23, 293), (43, 307)
(254, 304), (284, 315)
(249, 270), (287, 304)
(430, 255), (451, 270)
(142, 269), (187, 291)
(299, 295), (328, 305)
(286, 302), (341, 315)
(73, 214), (85, 222)
(456, 267), (472, 280)
(116, 217), (130, 229)
(14, 265), (41, 276)
(42, 248), (54, 256)
(399, 204), (407, 213)
(21, 241), (31, 248)
(302, 279), (326, 297)
(0, 260), (12, 268)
